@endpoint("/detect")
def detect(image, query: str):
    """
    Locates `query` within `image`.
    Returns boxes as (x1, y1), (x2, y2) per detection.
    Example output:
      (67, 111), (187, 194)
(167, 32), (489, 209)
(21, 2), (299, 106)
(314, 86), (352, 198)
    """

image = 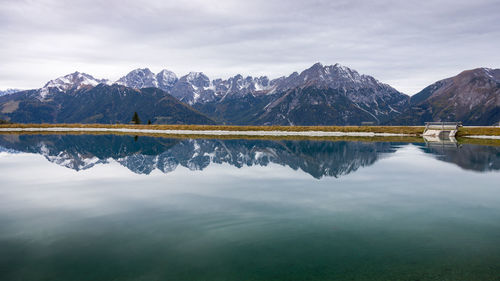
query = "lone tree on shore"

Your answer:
(132, 112), (141, 124)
